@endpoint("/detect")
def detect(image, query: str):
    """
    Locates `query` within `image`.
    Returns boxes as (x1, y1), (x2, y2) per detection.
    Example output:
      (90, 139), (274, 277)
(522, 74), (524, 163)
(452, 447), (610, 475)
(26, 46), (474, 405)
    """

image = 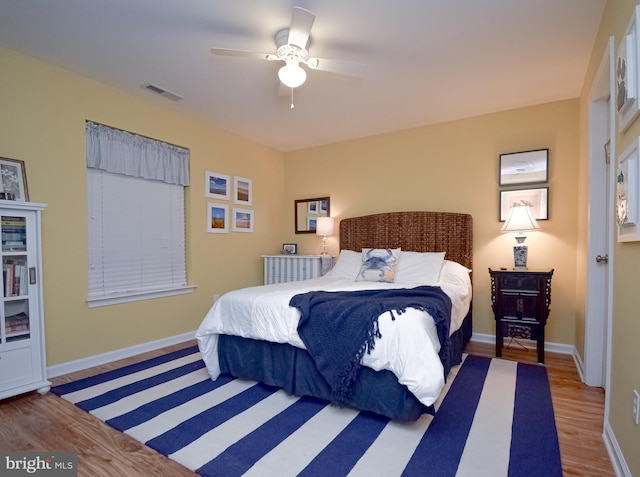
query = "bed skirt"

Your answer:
(216, 311), (471, 421)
